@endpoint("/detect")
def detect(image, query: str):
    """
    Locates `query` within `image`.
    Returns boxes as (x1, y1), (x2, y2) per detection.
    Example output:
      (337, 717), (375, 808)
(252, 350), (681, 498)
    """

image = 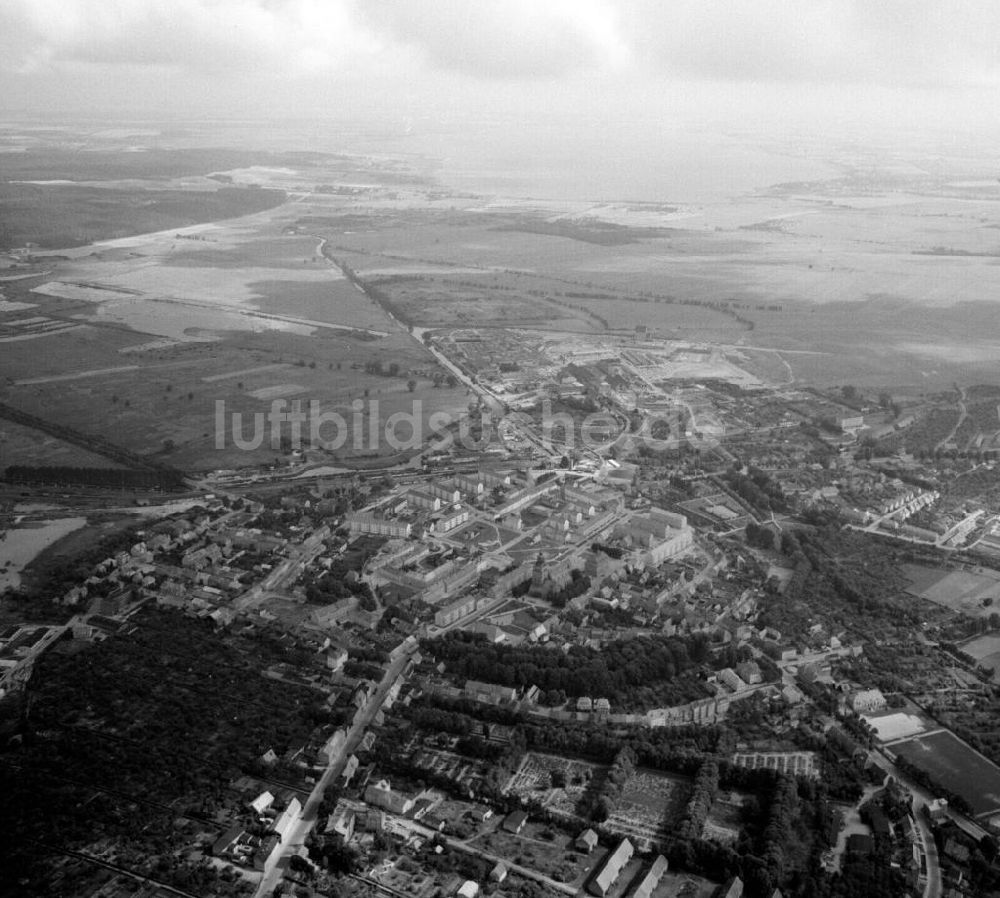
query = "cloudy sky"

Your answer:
(2, 0), (1000, 137)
